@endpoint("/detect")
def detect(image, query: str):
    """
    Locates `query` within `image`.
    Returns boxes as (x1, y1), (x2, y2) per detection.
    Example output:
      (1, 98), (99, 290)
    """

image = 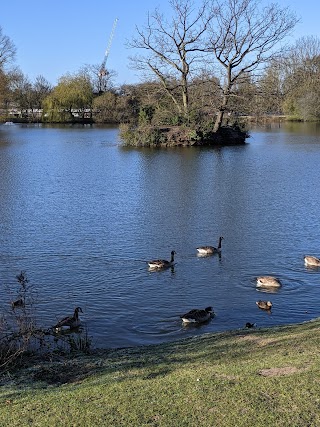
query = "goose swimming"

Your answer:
(256, 276), (281, 288)
(197, 236), (223, 255)
(304, 255), (320, 267)
(54, 307), (83, 331)
(11, 298), (24, 309)
(148, 250), (176, 269)
(180, 306), (214, 324)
